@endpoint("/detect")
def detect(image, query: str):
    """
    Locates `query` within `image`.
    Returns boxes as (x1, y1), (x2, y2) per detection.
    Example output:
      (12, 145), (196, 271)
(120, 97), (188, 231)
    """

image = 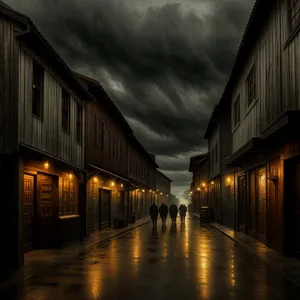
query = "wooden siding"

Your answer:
(127, 142), (156, 188)
(230, 0), (300, 153)
(18, 46), (85, 168)
(208, 128), (220, 179)
(155, 170), (171, 195)
(85, 103), (127, 178)
(0, 16), (19, 153)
